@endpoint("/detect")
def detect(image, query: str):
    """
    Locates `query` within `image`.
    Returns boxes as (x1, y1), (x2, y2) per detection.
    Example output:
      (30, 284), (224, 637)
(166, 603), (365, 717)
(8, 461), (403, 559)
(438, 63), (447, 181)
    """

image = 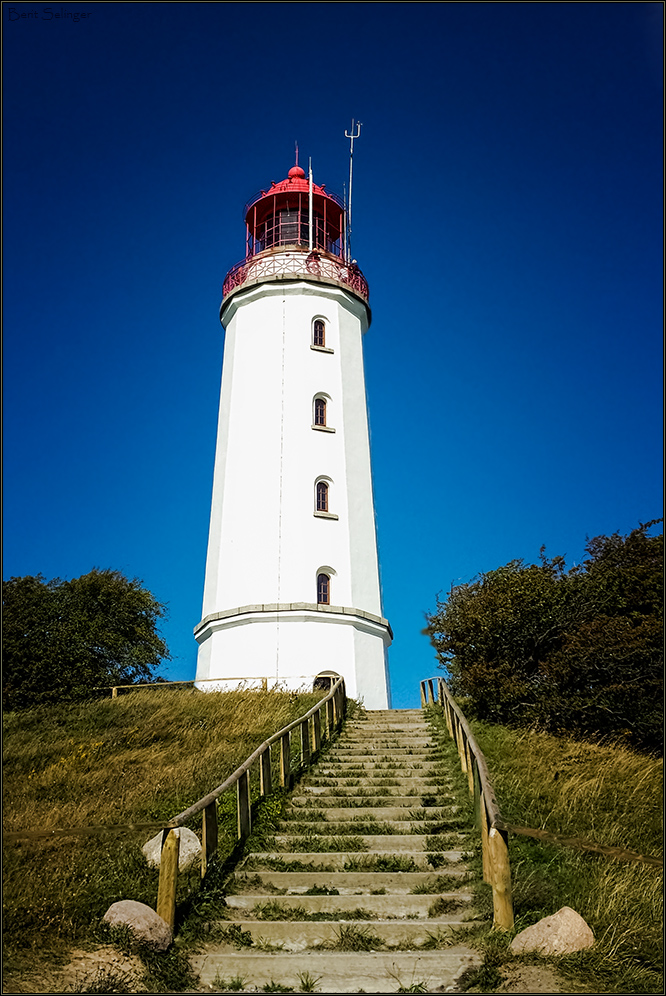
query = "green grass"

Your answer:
(65, 966), (144, 994)
(283, 834), (369, 852)
(428, 896), (464, 917)
(342, 855), (420, 872)
(329, 924), (384, 951)
(212, 974), (247, 992)
(410, 873), (470, 893)
(241, 857), (336, 872)
(250, 901), (377, 922)
(427, 707), (664, 994)
(2, 687), (322, 979)
(297, 971), (322, 993)
(61, 945), (200, 994)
